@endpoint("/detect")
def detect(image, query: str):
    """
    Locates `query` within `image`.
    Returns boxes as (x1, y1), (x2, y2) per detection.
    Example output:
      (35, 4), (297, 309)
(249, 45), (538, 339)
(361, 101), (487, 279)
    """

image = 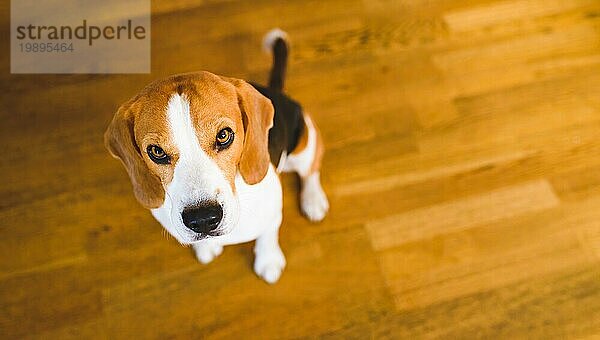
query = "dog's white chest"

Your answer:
(203, 165), (282, 246)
